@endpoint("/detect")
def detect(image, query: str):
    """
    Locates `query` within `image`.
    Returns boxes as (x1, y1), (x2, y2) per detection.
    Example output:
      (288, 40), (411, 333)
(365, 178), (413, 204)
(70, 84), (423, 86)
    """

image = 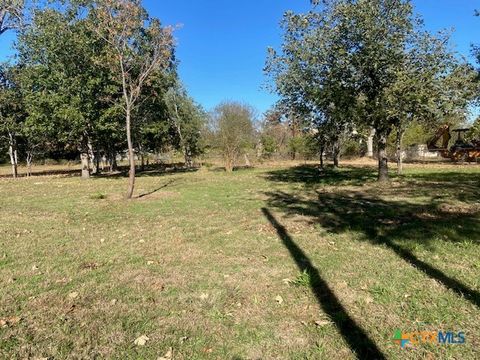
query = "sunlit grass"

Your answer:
(1, 161), (479, 359)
